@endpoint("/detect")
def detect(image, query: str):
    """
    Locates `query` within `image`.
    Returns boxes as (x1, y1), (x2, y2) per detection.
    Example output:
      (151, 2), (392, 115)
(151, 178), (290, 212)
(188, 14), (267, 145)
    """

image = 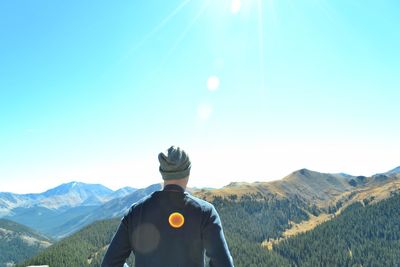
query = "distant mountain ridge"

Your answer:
(196, 166), (400, 209)
(0, 182), (137, 238)
(0, 182), (136, 216)
(51, 183), (162, 239)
